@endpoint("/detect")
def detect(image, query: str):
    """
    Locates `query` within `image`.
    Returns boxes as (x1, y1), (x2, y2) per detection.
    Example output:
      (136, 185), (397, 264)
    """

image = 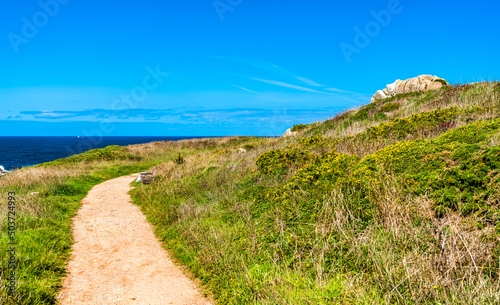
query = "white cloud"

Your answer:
(325, 87), (362, 94)
(294, 76), (323, 87)
(34, 112), (76, 119)
(232, 85), (272, 98)
(251, 78), (334, 95)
